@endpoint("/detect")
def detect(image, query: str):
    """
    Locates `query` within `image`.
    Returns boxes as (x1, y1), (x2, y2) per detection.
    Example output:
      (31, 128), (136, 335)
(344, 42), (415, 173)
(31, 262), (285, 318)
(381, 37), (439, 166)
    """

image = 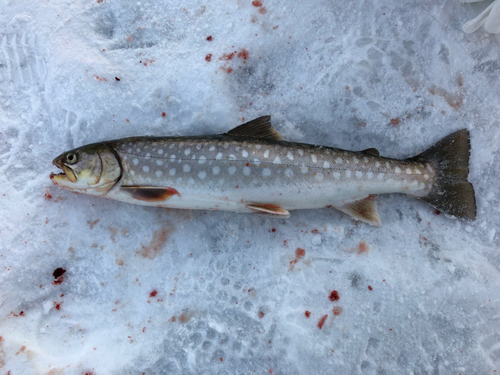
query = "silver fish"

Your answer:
(50, 116), (476, 225)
